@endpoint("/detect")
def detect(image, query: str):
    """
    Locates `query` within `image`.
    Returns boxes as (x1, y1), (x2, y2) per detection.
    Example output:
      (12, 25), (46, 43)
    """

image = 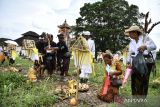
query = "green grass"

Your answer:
(0, 57), (33, 72)
(0, 57), (160, 107)
(0, 72), (58, 107)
